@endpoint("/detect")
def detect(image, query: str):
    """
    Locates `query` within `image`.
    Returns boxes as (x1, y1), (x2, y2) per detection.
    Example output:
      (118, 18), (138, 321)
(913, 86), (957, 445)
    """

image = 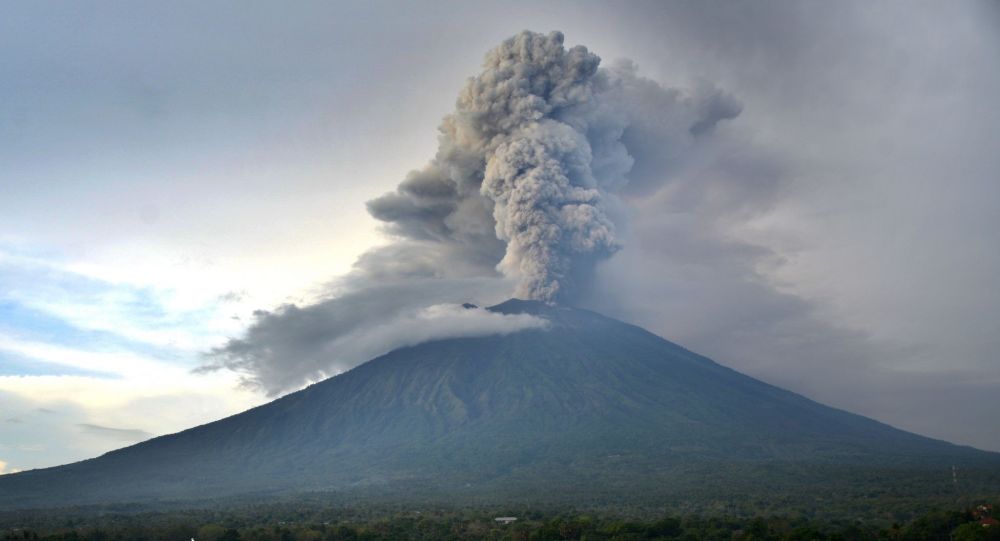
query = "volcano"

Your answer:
(2, 299), (997, 510)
